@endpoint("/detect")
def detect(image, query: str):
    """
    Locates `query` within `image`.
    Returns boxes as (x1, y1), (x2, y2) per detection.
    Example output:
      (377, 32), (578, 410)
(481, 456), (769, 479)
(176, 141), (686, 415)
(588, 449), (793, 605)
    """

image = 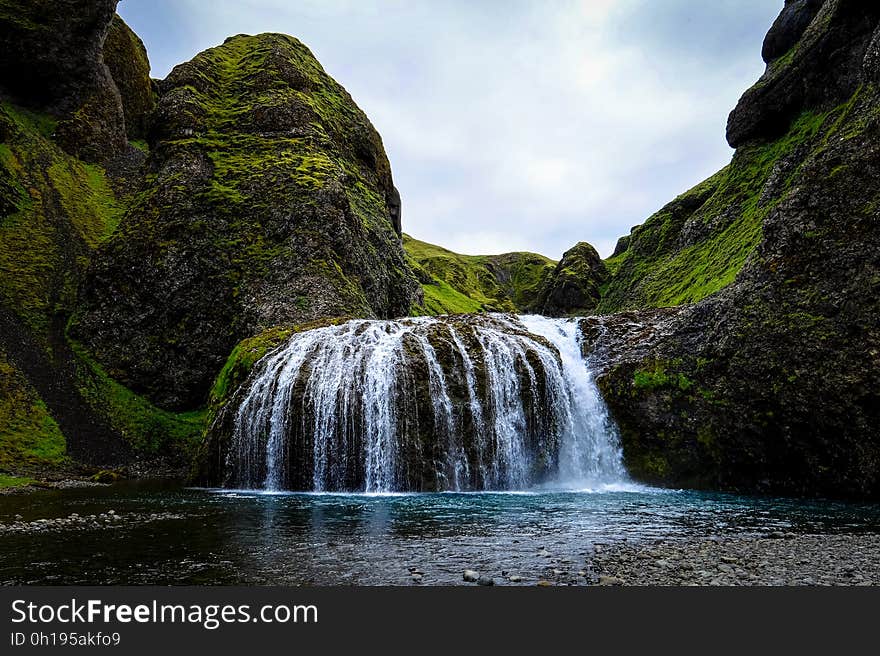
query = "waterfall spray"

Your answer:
(225, 315), (627, 492)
